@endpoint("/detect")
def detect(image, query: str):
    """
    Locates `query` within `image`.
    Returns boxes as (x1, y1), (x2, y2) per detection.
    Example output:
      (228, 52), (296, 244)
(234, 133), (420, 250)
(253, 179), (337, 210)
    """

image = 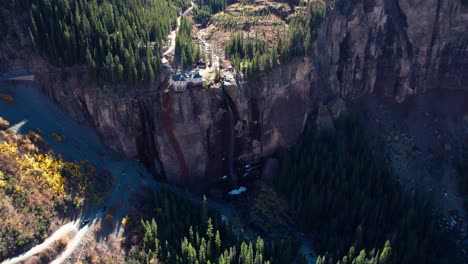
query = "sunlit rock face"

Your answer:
(37, 57), (313, 190)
